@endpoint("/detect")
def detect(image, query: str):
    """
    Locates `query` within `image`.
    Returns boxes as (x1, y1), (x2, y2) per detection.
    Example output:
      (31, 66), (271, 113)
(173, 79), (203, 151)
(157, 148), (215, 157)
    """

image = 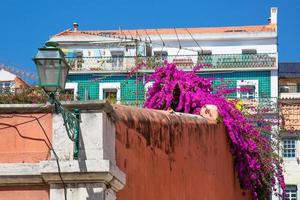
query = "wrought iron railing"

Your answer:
(65, 53), (277, 71)
(233, 97), (278, 114)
